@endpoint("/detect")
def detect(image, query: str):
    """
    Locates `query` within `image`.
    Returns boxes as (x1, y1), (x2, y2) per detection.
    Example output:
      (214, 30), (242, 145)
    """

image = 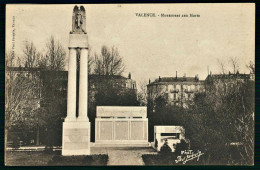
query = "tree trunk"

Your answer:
(36, 124), (40, 145)
(5, 128), (8, 164)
